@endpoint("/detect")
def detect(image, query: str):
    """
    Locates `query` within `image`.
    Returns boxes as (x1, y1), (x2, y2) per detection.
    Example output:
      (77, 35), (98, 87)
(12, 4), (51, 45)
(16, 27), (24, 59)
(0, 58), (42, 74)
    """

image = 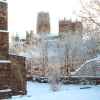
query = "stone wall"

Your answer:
(9, 54), (26, 95)
(0, 1), (8, 30)
(0, 61), (11, 89)
(0, 1), (27, 98)
(0, 1), (8, 59)
(0, 31), (8, 59)
(0, 55), (26, 97)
